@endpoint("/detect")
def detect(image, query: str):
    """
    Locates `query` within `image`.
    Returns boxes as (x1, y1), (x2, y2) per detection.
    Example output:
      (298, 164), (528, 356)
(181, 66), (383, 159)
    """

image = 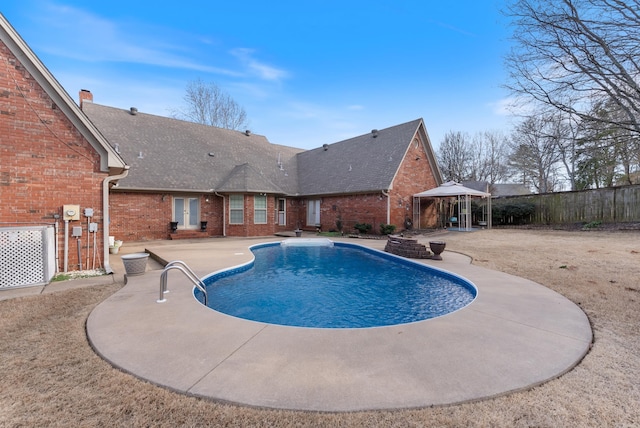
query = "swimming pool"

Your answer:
(197, 239), (477, 328)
